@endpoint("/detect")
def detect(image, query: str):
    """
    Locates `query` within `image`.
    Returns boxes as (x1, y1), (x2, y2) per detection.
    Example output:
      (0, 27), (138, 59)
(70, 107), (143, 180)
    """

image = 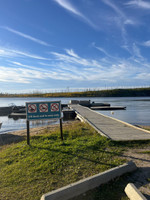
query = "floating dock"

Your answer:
(90, 106), (126, 110)
(69, 104), (150, 141)
(8, 113), (26, 119)
(0, 106), (12, 116)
